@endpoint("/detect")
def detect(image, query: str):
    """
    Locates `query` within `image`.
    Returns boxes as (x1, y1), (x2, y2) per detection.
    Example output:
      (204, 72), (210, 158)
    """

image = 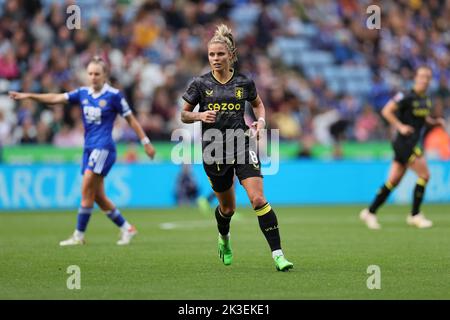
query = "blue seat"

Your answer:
(341, 65), (371, 80)
(328, 79), (344, 94)
(322, 66), (342, 81)
(345, 79), (372, 96)
(230, 4), (260, 22)
(304, 65), (323, 78)
(298, 50), (334, 66)
(276, 37), (309, 52)
(230, 4), (260, 37)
